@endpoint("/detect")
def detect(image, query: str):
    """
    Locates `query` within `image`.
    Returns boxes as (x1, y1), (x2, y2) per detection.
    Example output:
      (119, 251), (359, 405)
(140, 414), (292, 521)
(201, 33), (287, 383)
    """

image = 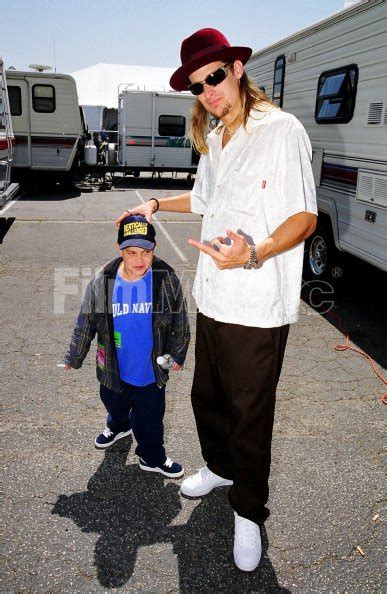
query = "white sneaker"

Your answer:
(233, 512), (262, 572)
(180, 466), (233, 497)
